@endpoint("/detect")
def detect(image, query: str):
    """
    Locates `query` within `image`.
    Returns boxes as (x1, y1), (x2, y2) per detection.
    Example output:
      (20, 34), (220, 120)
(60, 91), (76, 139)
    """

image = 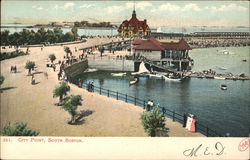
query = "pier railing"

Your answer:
(80, 82), (223, 137)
